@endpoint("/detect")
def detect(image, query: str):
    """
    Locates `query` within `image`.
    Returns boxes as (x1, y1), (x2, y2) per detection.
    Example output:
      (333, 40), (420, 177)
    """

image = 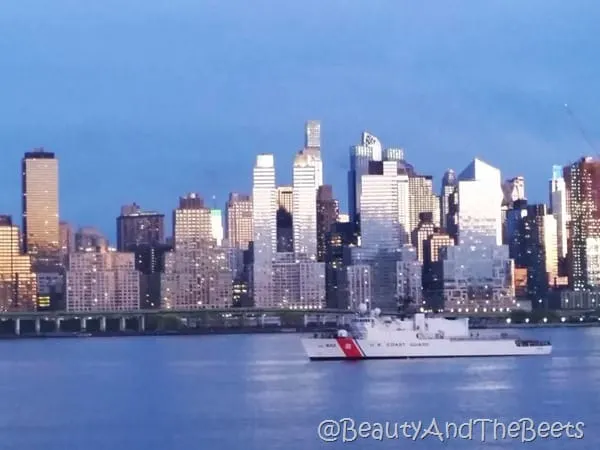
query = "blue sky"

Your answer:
(1, 0), (599, 241)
